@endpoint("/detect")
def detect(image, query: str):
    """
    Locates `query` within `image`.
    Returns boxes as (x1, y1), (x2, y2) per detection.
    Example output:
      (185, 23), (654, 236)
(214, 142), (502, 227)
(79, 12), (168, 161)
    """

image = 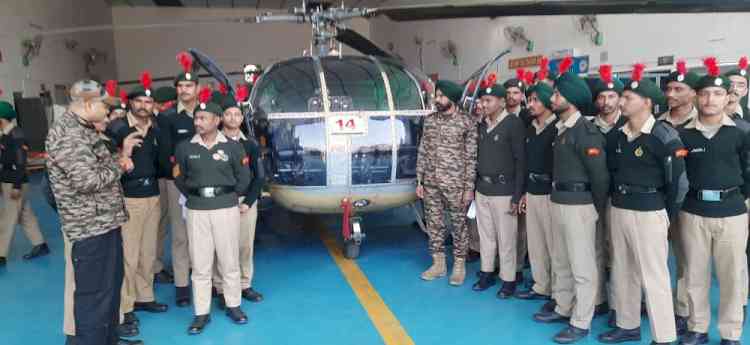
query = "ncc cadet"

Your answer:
(725, 57), (750, 121)
(158, 51), (200, 306)
(152, 85), (177, 284)
(174, 87), (251, 334)
(676, 57), (750, 345)
(598, 64), (686, 345)
(515, 75), (559, 308)
(659, 60), (700, 128)
(532, 57), (610, 344)
(588, 64), (627, 320)
(0, 100), (49, 266)
(471, 78), (527, 298)
(211, 87), (265, 306)
(107, 73), (169, 338)
(416, 80), (478, 286)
